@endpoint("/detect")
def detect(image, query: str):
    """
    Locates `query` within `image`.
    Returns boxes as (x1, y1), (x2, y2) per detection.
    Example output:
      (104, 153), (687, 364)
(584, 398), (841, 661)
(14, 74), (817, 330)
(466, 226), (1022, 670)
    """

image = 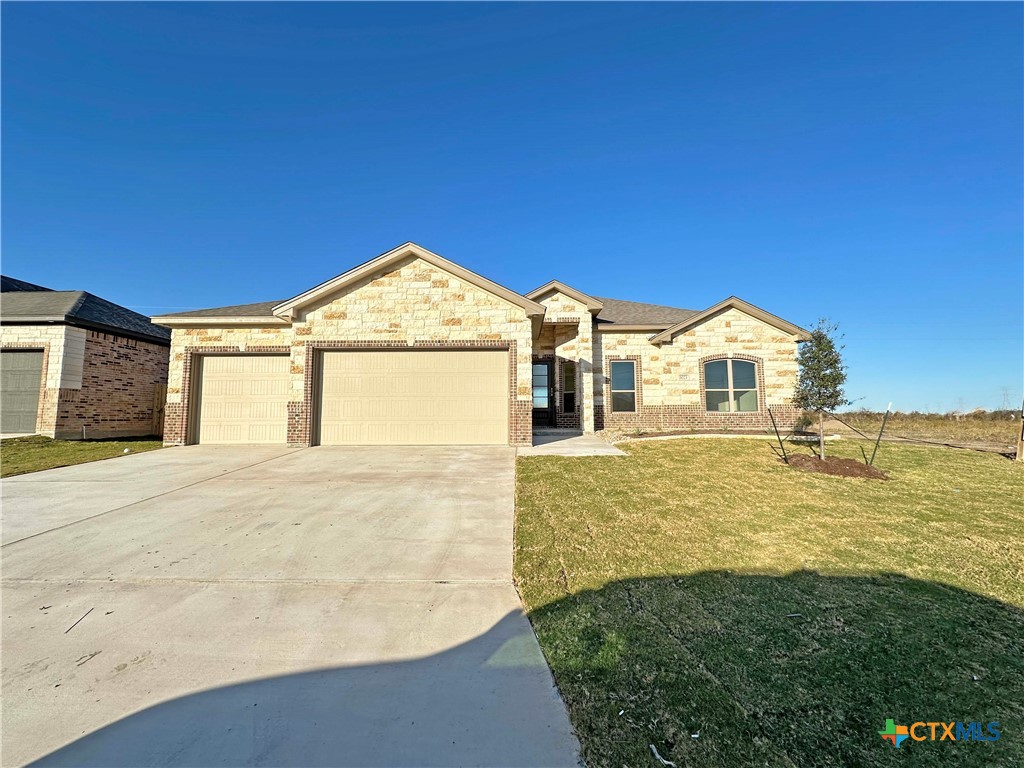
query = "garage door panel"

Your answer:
(318, 350), (508, 445)
(197, 356), (290, 445)
(1, 350), (43, 434)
